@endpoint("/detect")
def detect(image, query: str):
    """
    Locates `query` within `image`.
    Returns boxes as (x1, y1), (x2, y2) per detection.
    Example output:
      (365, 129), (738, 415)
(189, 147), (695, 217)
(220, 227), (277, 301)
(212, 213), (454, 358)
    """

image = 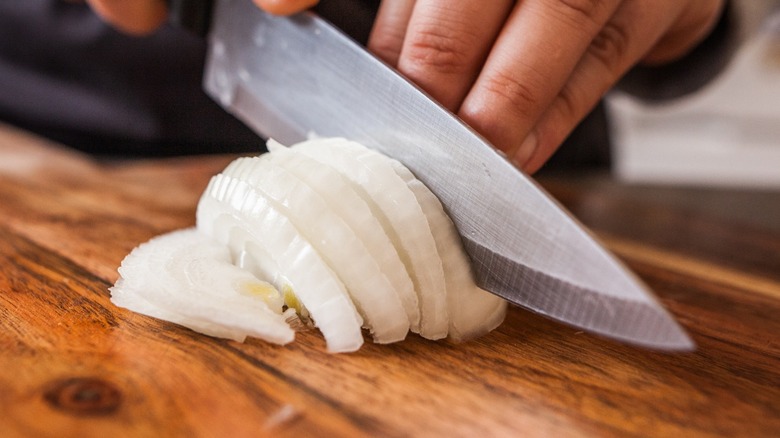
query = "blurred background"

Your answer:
(607, 0), (780, 189)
